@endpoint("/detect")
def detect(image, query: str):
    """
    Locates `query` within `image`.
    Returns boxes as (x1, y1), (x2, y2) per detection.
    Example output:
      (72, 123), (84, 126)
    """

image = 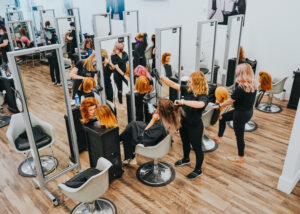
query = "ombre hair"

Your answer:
(83, 52), (97, 72)
(188, 71), (209, 96)
(80, 98), (99, 123)
(157, 98), (184, 134)
(135, 76), (152, 94)
(78, 77), (96, 93)
(236, 63), (258, 93)
(95, 105), (117, 129)
(134, 65), (152, 81)
(161, 53), (171, 65)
